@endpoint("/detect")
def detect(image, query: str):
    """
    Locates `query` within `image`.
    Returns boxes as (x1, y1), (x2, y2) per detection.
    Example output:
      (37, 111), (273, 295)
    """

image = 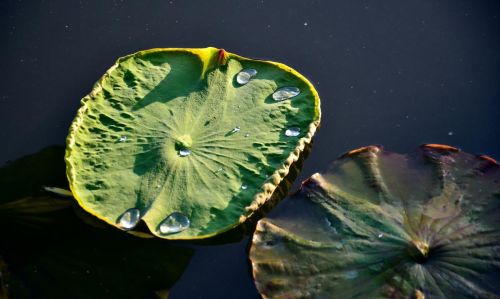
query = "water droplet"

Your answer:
(378, 233), (384, 238)
(117, 208), (141, 230)
(285, 127), (300, 137)
(241, 184), (248, 190)
(236, 68), (257, 85)
(178, 149), (191, 157)
(119, 136), (127, 142)
(244, 133), (250, 137)
(158, 212), (190, 234)
(272, 87), (300, 101)
(230, 126), (241, 134)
